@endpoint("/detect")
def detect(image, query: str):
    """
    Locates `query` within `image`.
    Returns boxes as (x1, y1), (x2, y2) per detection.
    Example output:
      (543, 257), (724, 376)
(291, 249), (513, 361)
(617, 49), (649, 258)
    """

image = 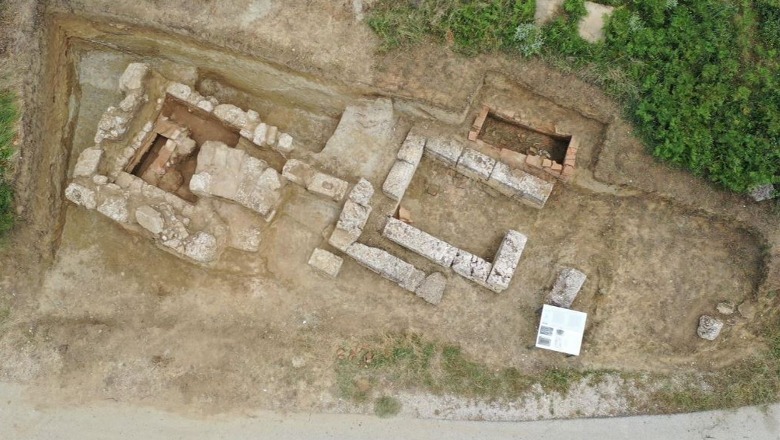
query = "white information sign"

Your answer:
(535, 304), (587, 356)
